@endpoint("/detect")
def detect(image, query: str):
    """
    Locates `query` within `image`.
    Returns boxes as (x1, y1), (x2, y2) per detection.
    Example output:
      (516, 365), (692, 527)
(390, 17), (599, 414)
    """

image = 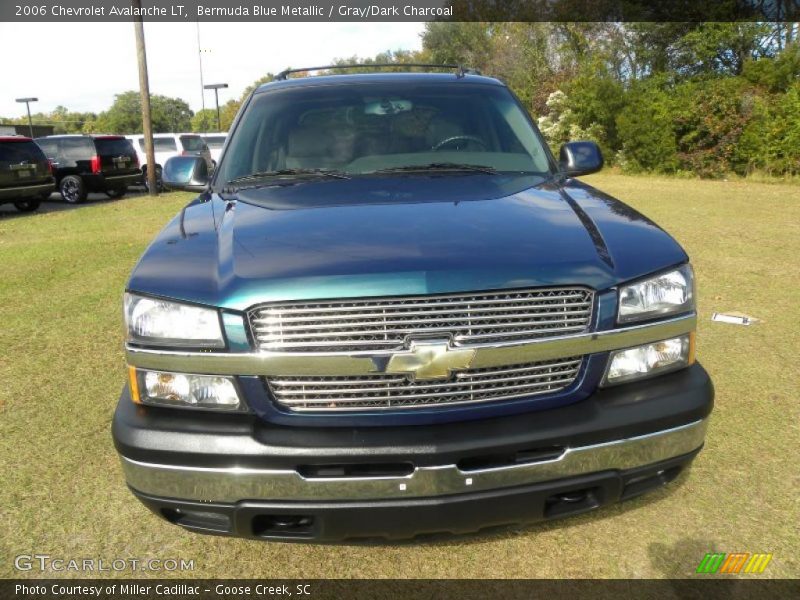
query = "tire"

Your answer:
(106, 187), (127, 198)
(144, 166), (163, 193)
(13, 200), (41, 213)
(59, 175), (87, 204)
